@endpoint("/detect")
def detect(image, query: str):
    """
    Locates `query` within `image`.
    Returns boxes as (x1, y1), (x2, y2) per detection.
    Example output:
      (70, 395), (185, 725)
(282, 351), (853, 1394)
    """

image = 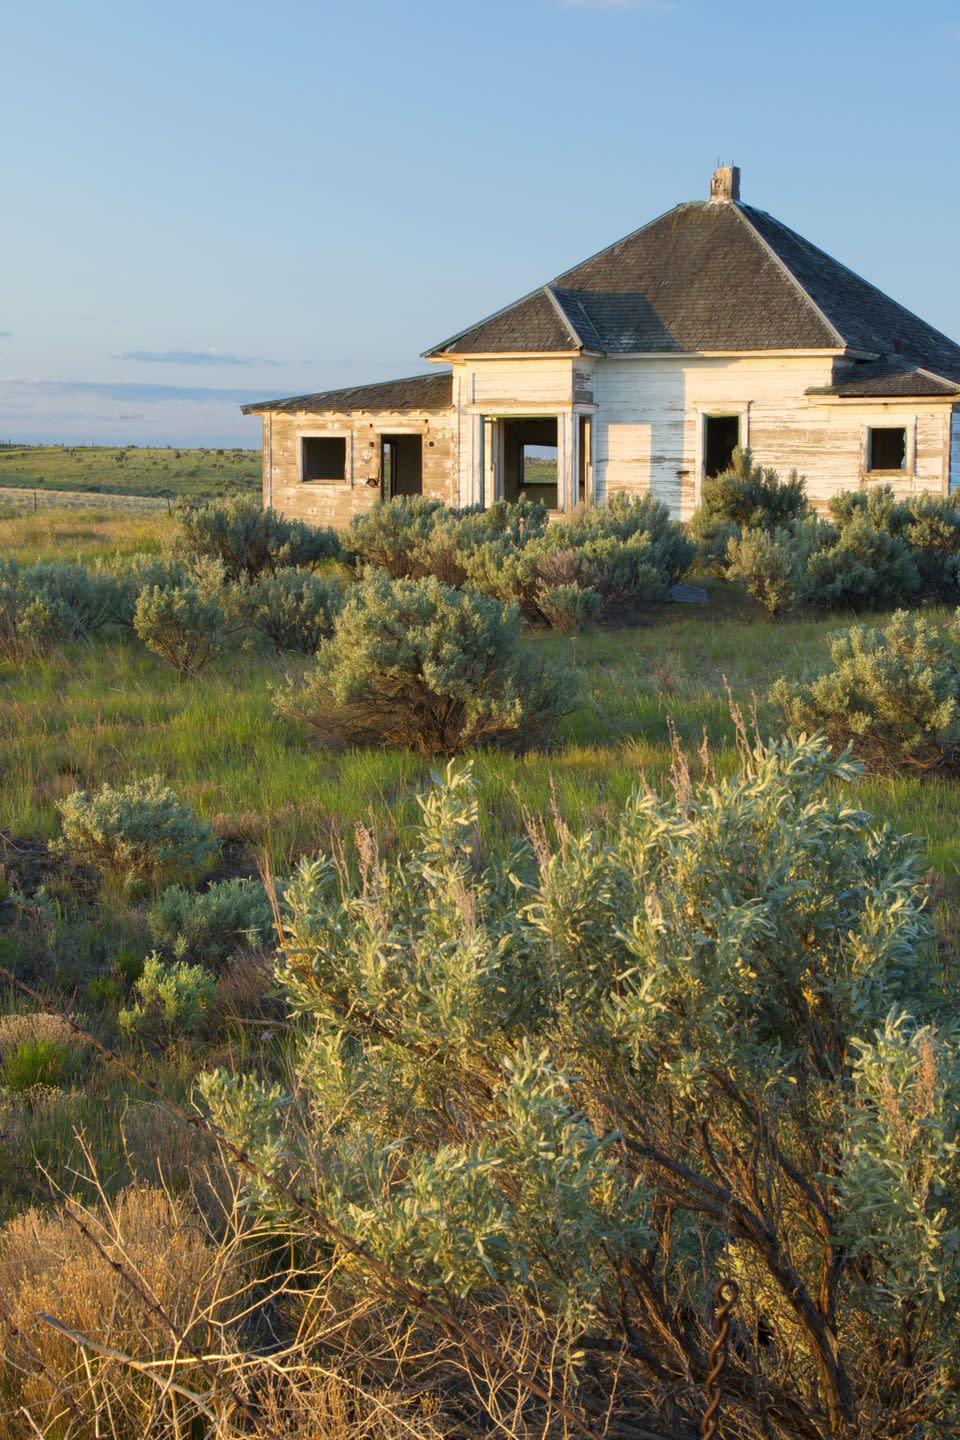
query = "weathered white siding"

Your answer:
(589, 355), (952, 519)
(951, 409), (960, 493)
(564, 354), (955, 518)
